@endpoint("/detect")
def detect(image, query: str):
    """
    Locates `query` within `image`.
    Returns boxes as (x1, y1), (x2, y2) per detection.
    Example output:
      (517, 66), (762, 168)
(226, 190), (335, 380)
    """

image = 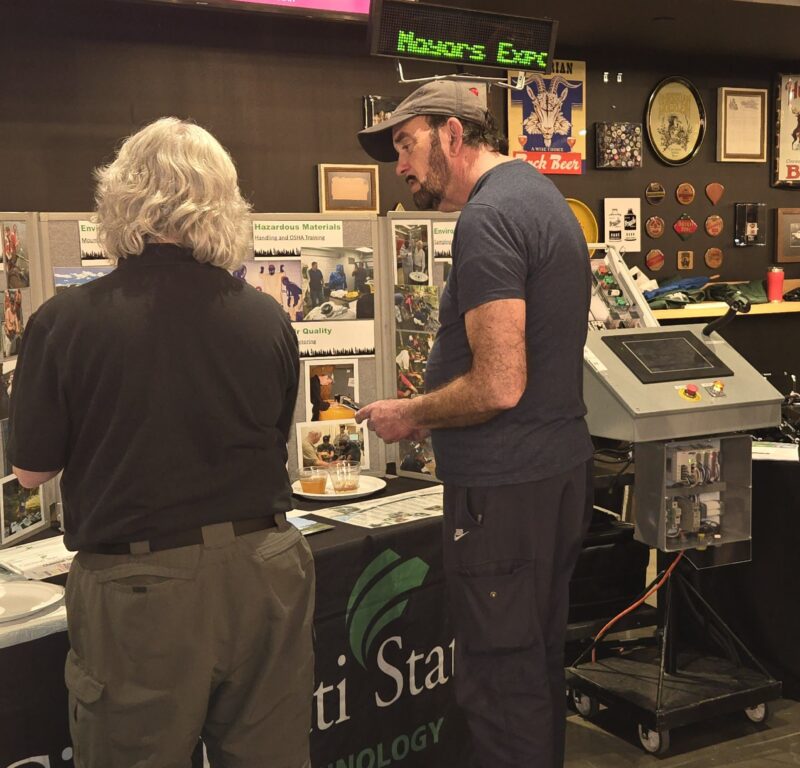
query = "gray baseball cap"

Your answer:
(358, 80), (489, 163)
